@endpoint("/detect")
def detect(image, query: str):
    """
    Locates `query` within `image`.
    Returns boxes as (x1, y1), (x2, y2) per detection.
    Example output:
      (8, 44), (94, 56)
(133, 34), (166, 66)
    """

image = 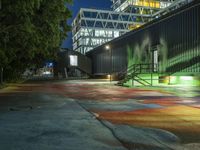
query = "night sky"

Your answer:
(61, 0), (112, 49)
